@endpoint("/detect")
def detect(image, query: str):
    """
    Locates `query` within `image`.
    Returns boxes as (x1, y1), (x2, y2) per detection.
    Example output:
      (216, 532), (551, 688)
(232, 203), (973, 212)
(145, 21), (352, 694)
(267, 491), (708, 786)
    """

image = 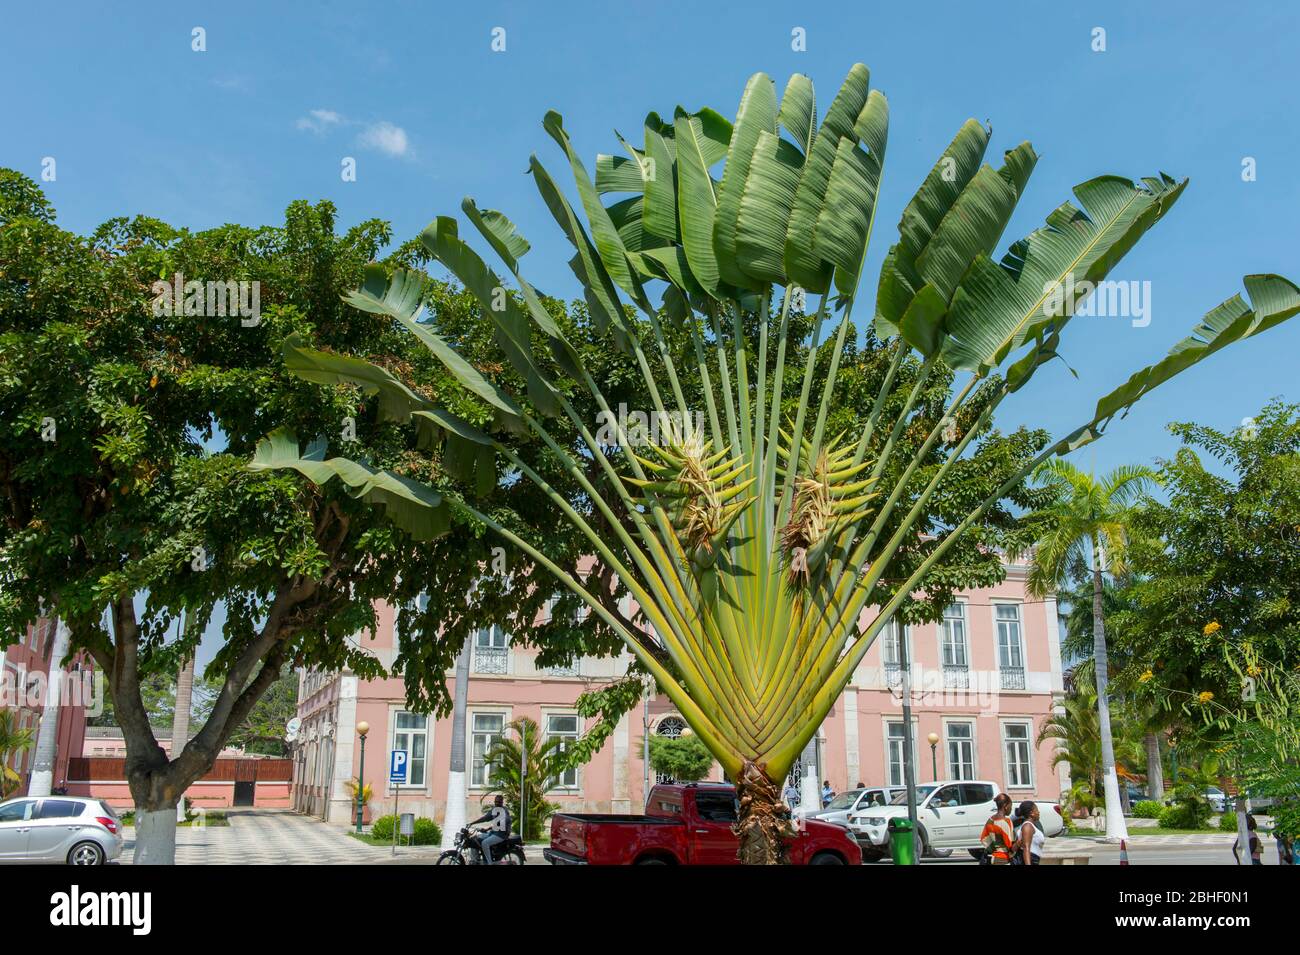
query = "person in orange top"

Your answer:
(979, 793), (1015, 865)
